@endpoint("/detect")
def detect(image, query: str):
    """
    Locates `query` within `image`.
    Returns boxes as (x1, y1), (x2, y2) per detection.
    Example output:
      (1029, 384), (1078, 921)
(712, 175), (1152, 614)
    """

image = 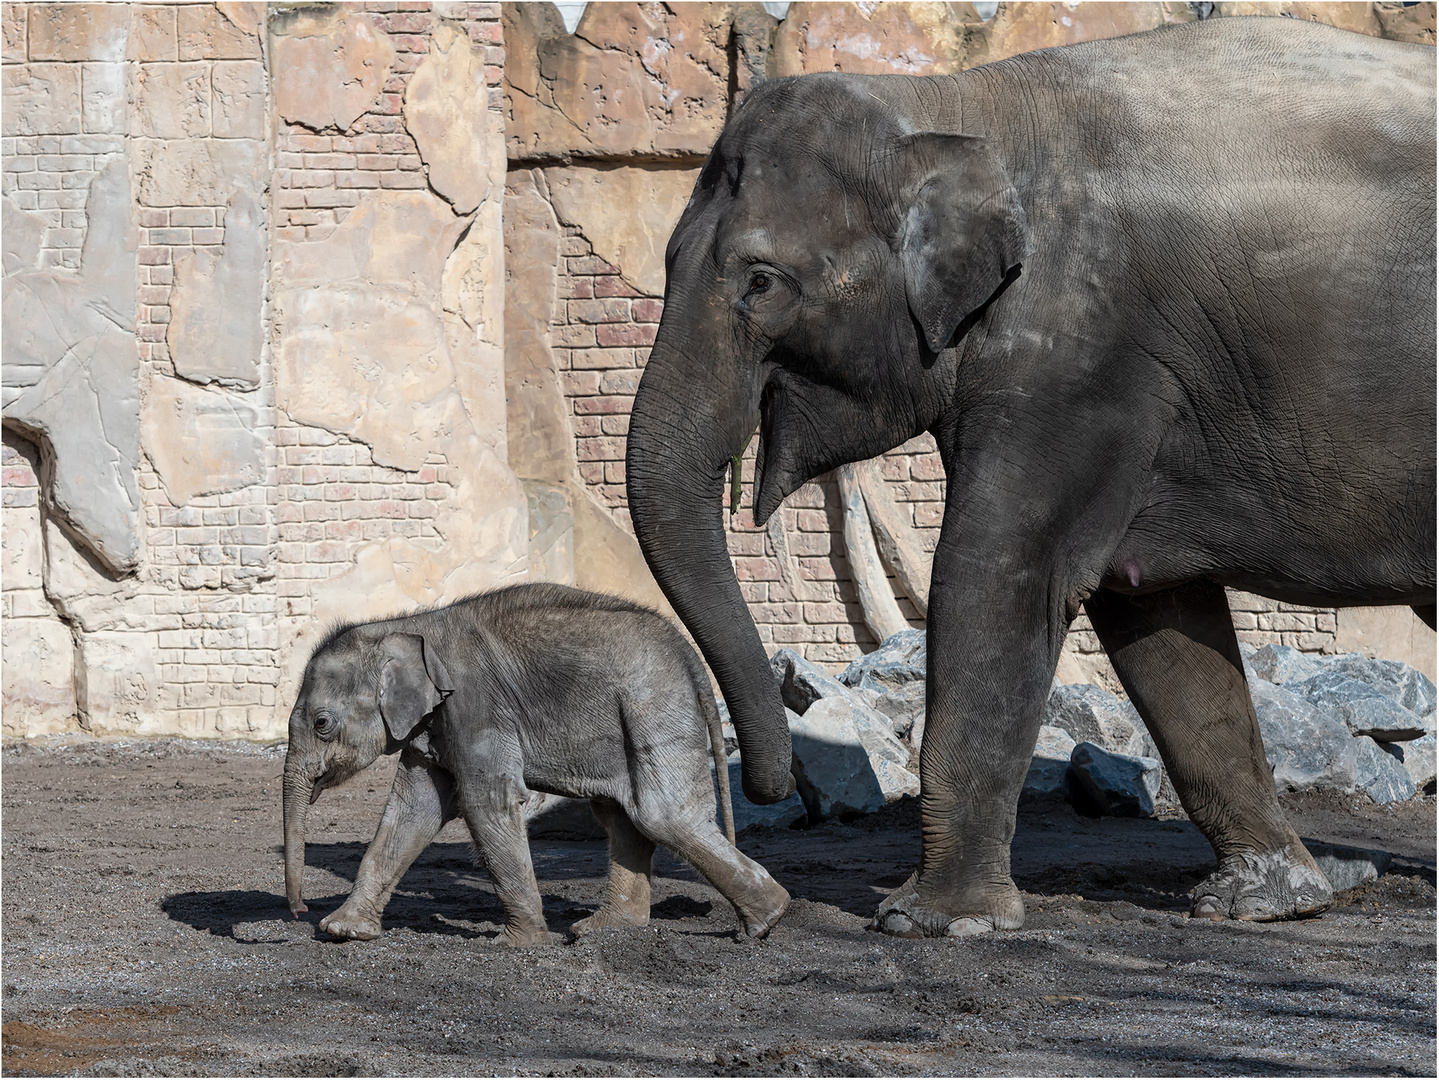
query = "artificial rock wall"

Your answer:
(2, 1), (1434, 741)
